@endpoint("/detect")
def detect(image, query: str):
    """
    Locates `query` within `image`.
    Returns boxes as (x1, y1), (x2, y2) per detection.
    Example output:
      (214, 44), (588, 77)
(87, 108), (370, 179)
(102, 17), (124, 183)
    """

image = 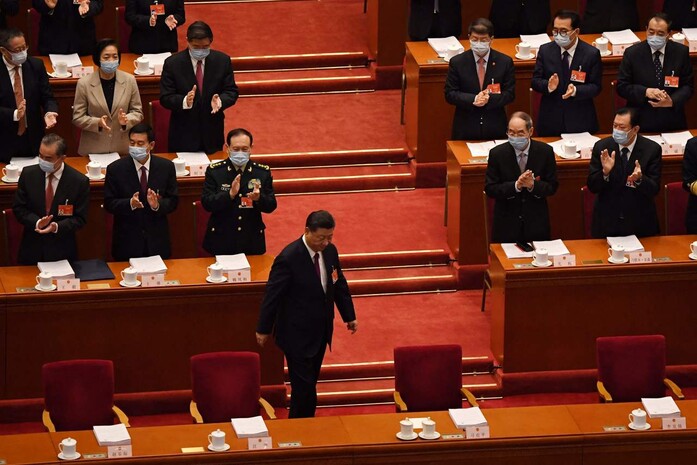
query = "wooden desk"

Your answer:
(406, 32), (697, 183)
(0, 432), (58, 464)
(0, 256), (284, 399)
(489, 236), (697, 374)
(445, 135), (693, 286)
